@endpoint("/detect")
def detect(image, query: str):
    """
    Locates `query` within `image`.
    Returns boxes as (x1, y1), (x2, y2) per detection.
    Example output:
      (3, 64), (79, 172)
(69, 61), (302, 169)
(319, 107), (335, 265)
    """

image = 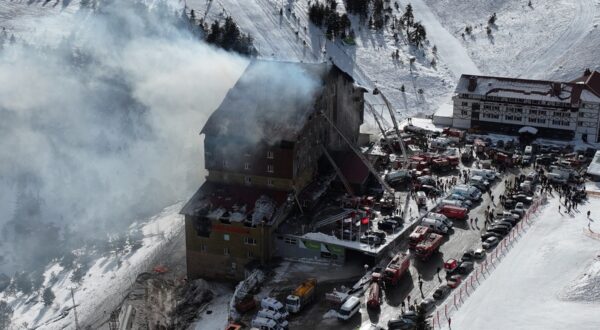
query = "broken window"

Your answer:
(244, 163), (250, 170)
(267, 165), (274, 173)
(224, 248), (230, 256)
(267, 151), (274, 159)
(245, 176), (252, 185)
(267, 178), (274, 186)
